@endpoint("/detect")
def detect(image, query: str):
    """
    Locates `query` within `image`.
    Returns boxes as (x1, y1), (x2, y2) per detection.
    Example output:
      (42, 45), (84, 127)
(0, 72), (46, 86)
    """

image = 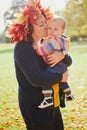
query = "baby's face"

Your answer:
(47, 20), (64, 37)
